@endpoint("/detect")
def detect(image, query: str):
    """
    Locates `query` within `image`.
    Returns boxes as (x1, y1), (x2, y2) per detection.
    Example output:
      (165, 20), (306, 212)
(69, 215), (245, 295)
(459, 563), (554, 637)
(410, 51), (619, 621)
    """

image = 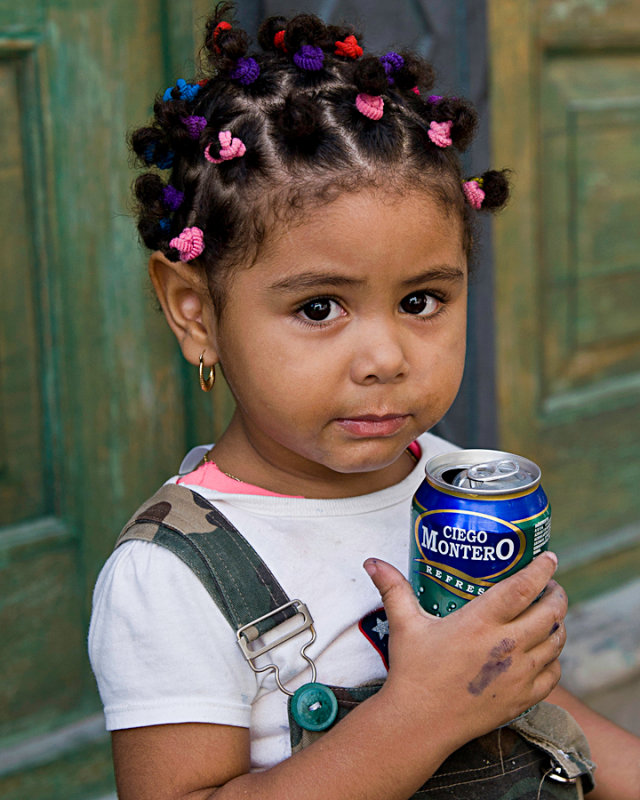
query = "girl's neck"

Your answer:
(209, 413), (418, 500)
